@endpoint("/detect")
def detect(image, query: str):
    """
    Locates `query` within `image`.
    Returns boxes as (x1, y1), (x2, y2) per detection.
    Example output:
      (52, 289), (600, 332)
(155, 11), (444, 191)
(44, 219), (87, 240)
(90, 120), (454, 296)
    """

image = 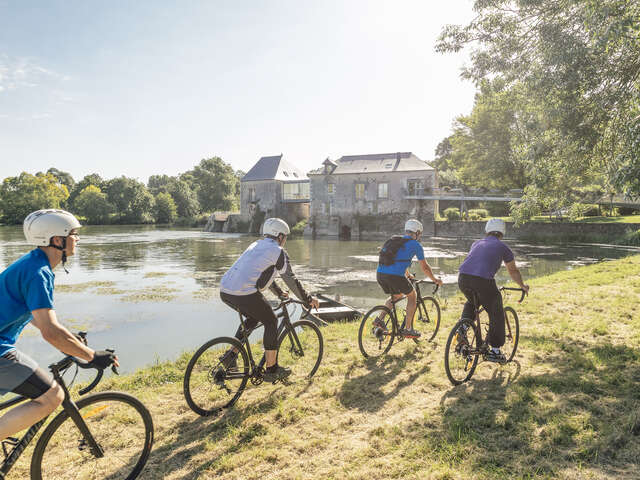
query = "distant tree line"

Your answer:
(434, 0), (640, 223)
(0, 158), (244, 225)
